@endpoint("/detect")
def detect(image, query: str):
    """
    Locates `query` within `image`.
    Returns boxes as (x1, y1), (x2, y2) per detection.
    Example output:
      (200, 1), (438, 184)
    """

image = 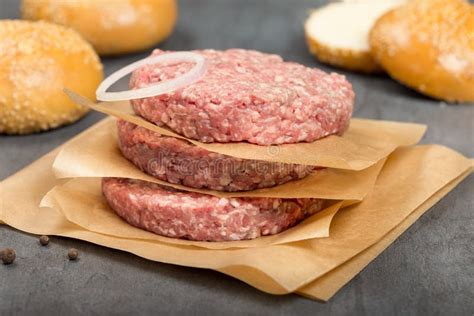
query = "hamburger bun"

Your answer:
(0, 20), (103, 135)
(370, 0), (474, 102)
(305, 0), (405, 73)
(21, 0), (178, 56)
